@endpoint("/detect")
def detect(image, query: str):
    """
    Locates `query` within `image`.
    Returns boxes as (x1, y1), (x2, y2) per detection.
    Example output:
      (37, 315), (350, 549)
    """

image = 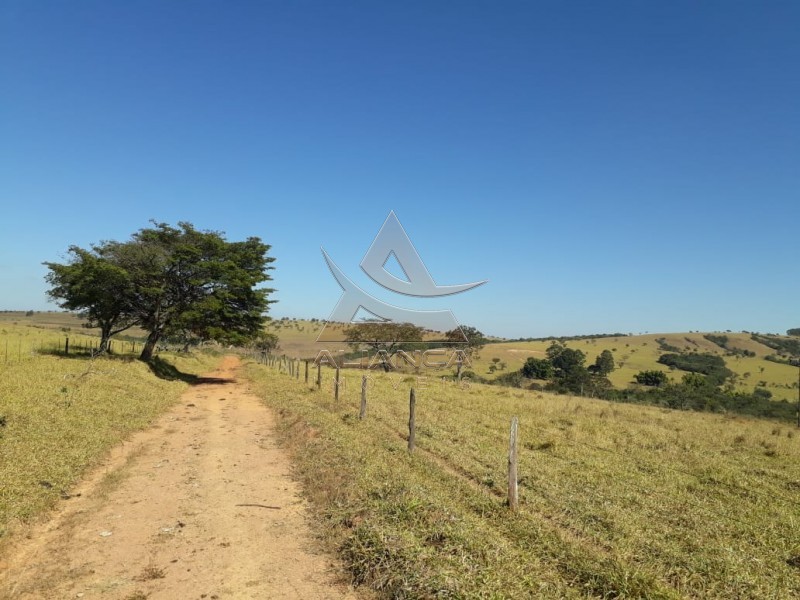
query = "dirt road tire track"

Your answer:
(0, 355), (359, 599)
